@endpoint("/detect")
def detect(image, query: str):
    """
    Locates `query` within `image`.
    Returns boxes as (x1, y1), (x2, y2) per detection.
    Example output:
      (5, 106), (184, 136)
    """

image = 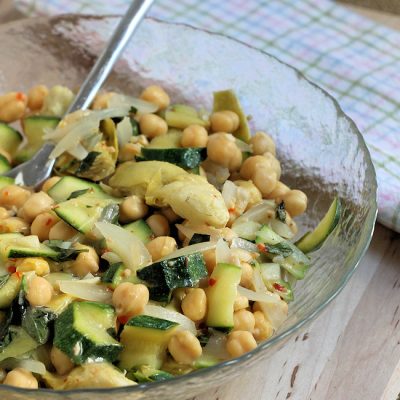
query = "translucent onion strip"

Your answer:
(159, 241), (217, 262)
(59, 280), (112, 303)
